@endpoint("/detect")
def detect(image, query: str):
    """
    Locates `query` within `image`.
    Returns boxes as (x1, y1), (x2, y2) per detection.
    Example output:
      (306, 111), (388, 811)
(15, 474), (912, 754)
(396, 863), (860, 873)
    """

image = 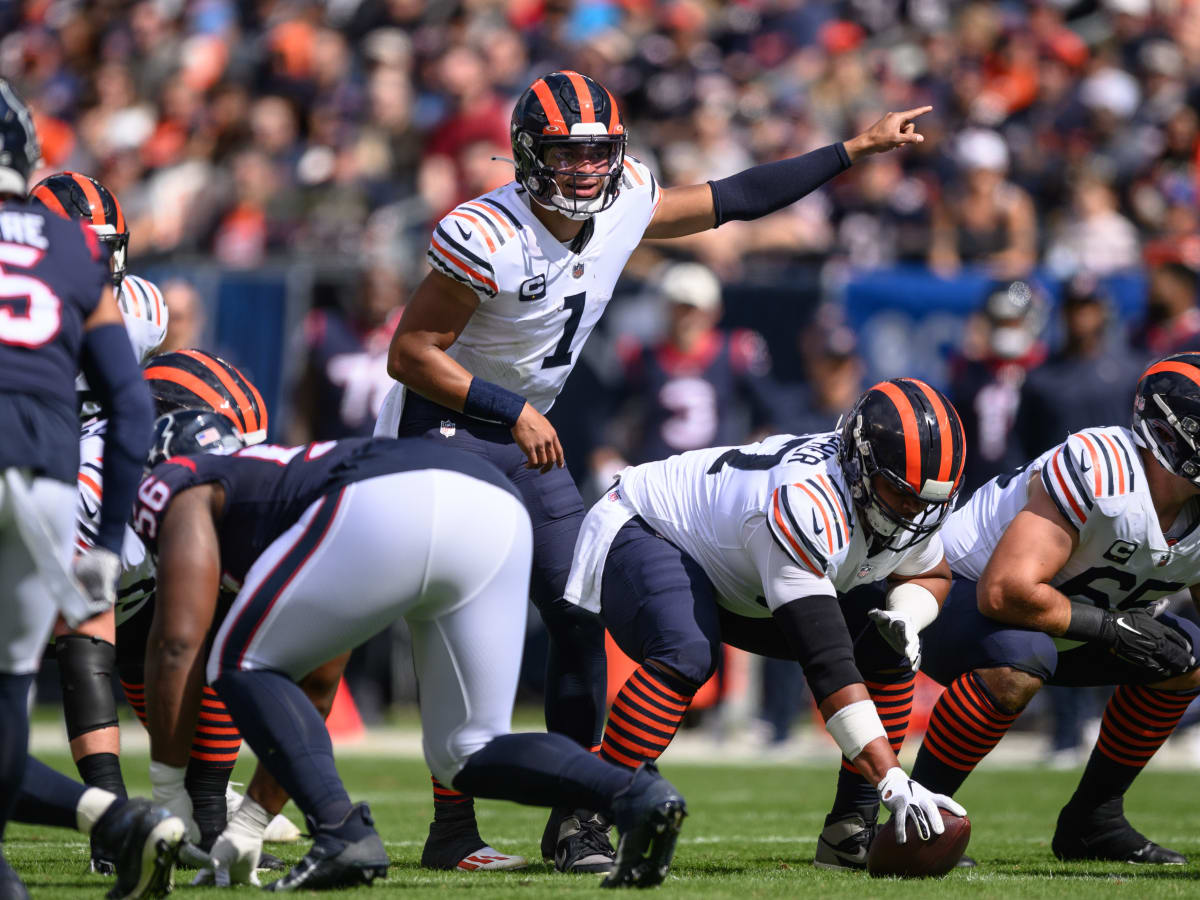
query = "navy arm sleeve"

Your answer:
(708, 143), (851, 226)
(770, 595), (863, 704)
(80, 323), (155, 552)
